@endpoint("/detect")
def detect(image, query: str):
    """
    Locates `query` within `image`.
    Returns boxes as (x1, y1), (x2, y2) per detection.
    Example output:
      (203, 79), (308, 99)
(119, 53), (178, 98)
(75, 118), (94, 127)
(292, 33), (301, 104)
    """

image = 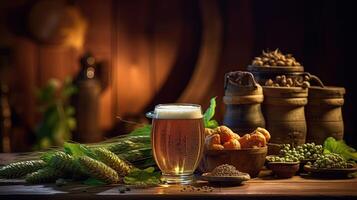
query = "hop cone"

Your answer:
(0, 160), (46, 178)
(78, 156), (119, 184)
(93, 148), (133, 176)
(47, 151), (83, 174)
(26, 167), (64, 184)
